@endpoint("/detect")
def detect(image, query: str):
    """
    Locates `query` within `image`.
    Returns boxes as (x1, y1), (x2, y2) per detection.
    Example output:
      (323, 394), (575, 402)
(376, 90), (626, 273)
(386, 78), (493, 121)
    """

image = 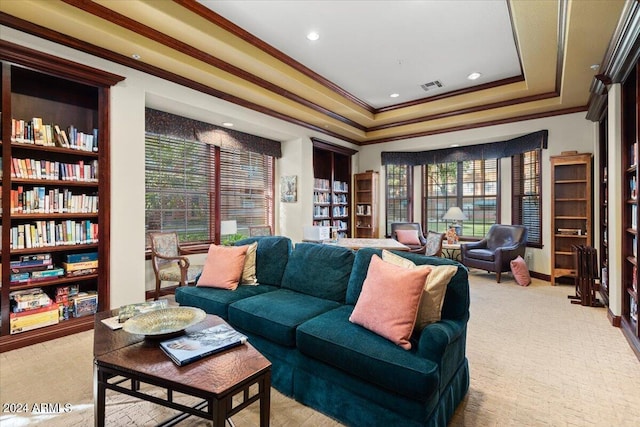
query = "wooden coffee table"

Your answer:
(93, 311), (271, 426)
